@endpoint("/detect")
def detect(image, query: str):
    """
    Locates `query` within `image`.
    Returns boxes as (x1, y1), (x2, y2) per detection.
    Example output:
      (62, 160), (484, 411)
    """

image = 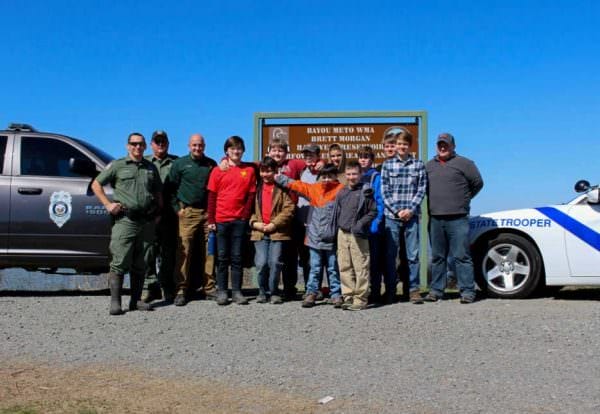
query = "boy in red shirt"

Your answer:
(207, 136), (257, 305)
